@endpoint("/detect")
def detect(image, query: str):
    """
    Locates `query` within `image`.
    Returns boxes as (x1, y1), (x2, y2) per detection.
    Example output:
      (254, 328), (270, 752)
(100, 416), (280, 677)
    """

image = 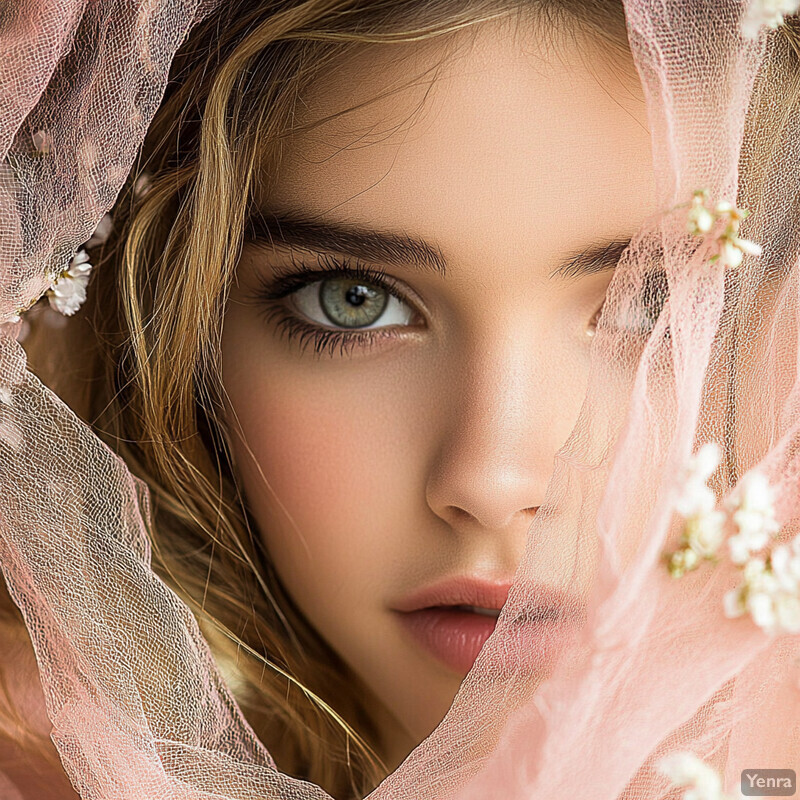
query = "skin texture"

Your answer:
(220, 16), (657, 770)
